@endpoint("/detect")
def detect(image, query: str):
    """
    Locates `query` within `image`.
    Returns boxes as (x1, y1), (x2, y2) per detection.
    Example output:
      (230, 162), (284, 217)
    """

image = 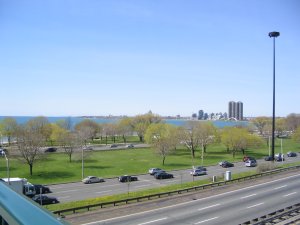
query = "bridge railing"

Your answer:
(0, 181), (69, 225)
